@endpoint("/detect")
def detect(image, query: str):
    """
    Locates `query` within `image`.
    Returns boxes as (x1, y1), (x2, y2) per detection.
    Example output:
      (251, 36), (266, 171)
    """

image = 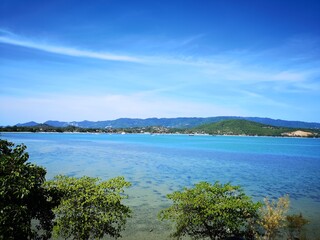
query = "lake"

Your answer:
(1, 132), (320, 239)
